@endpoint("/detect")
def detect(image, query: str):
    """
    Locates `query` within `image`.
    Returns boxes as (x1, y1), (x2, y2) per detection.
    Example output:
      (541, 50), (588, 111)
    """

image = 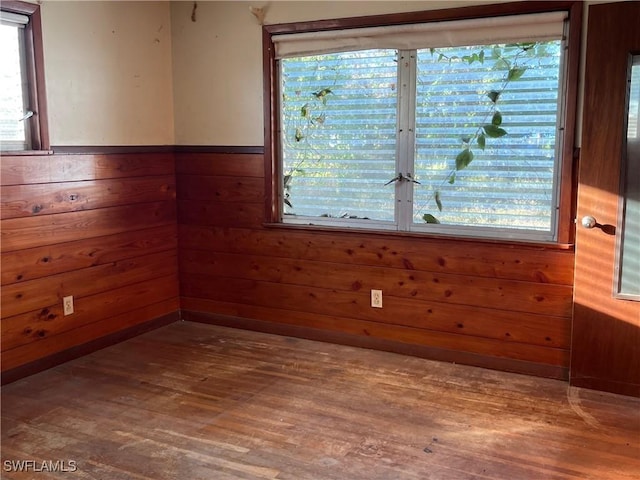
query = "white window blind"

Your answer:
(273, 11), (567, 59)
(281, 49), (398, 222)
(411, 43), (563, 237)
(0, 11), (29, 27)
